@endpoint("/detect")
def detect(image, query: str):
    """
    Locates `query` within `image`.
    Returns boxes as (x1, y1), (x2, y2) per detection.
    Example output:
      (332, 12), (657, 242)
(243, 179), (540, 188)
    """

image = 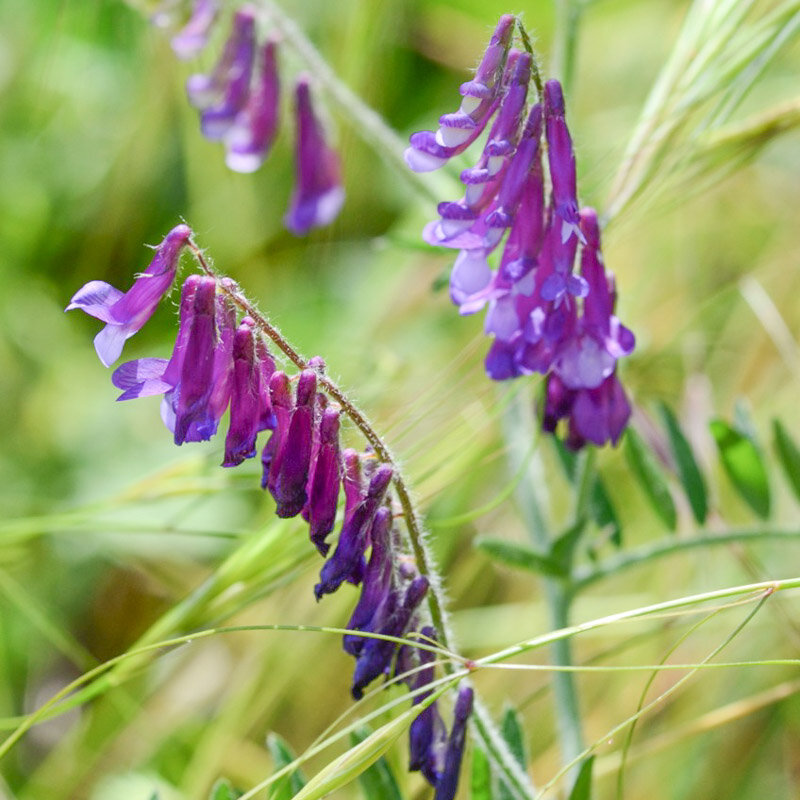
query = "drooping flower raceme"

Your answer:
(407, 17), (635, 449)
(68, 223), (472, 800)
